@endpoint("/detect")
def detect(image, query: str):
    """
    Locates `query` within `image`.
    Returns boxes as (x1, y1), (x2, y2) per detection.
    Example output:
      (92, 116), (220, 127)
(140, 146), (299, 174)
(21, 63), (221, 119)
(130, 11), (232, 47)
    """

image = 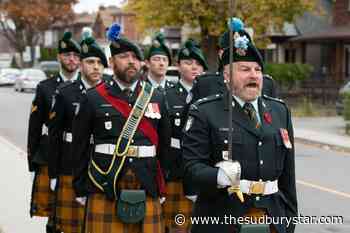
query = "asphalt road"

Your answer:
(0, 86), (349, 233)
